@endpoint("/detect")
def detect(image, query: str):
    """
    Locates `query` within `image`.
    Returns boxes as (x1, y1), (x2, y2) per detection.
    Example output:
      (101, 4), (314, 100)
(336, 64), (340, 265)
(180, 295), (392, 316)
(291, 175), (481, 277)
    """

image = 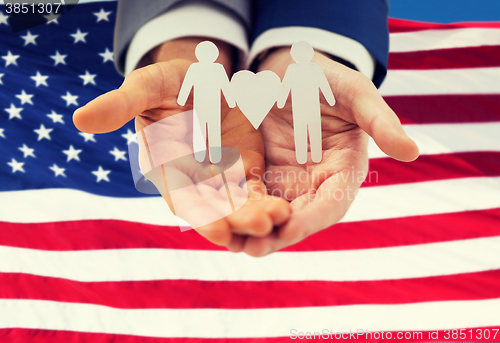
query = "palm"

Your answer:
(74, 59), (291, 251)
(239, 49), (419, 256)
